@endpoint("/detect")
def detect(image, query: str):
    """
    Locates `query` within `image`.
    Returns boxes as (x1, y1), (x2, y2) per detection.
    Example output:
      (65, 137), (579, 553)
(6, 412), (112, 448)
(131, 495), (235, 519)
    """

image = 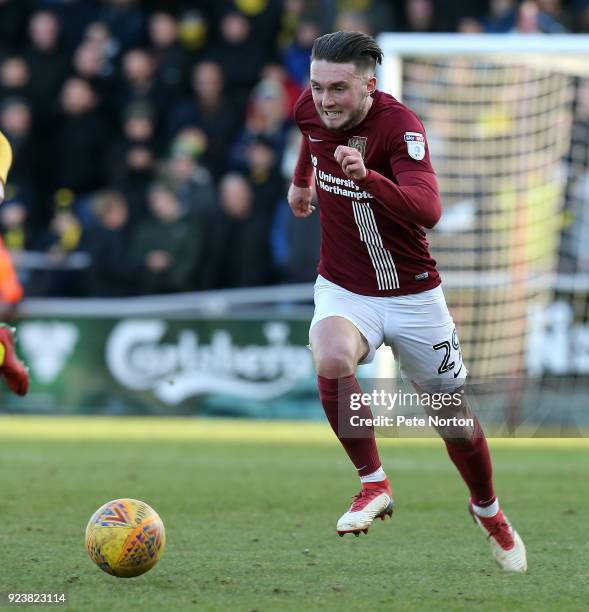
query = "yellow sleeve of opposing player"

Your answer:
(0, 130), (13, 185)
